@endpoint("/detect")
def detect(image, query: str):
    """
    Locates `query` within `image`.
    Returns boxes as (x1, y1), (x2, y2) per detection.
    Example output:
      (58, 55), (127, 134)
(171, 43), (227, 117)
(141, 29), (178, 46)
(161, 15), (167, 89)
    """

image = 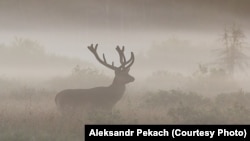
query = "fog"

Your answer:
(1, 0), (249, 78)
(1, 0), (250, 140)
